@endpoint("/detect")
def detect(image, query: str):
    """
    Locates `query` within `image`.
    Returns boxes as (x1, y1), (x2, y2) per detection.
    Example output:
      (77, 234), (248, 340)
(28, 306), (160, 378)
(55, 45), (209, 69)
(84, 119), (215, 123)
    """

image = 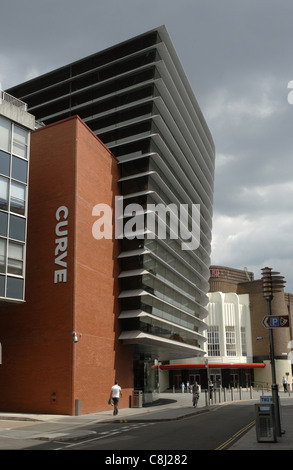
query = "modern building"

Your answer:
(7, 26), (215, 400)
(0, 90), (35, 303)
